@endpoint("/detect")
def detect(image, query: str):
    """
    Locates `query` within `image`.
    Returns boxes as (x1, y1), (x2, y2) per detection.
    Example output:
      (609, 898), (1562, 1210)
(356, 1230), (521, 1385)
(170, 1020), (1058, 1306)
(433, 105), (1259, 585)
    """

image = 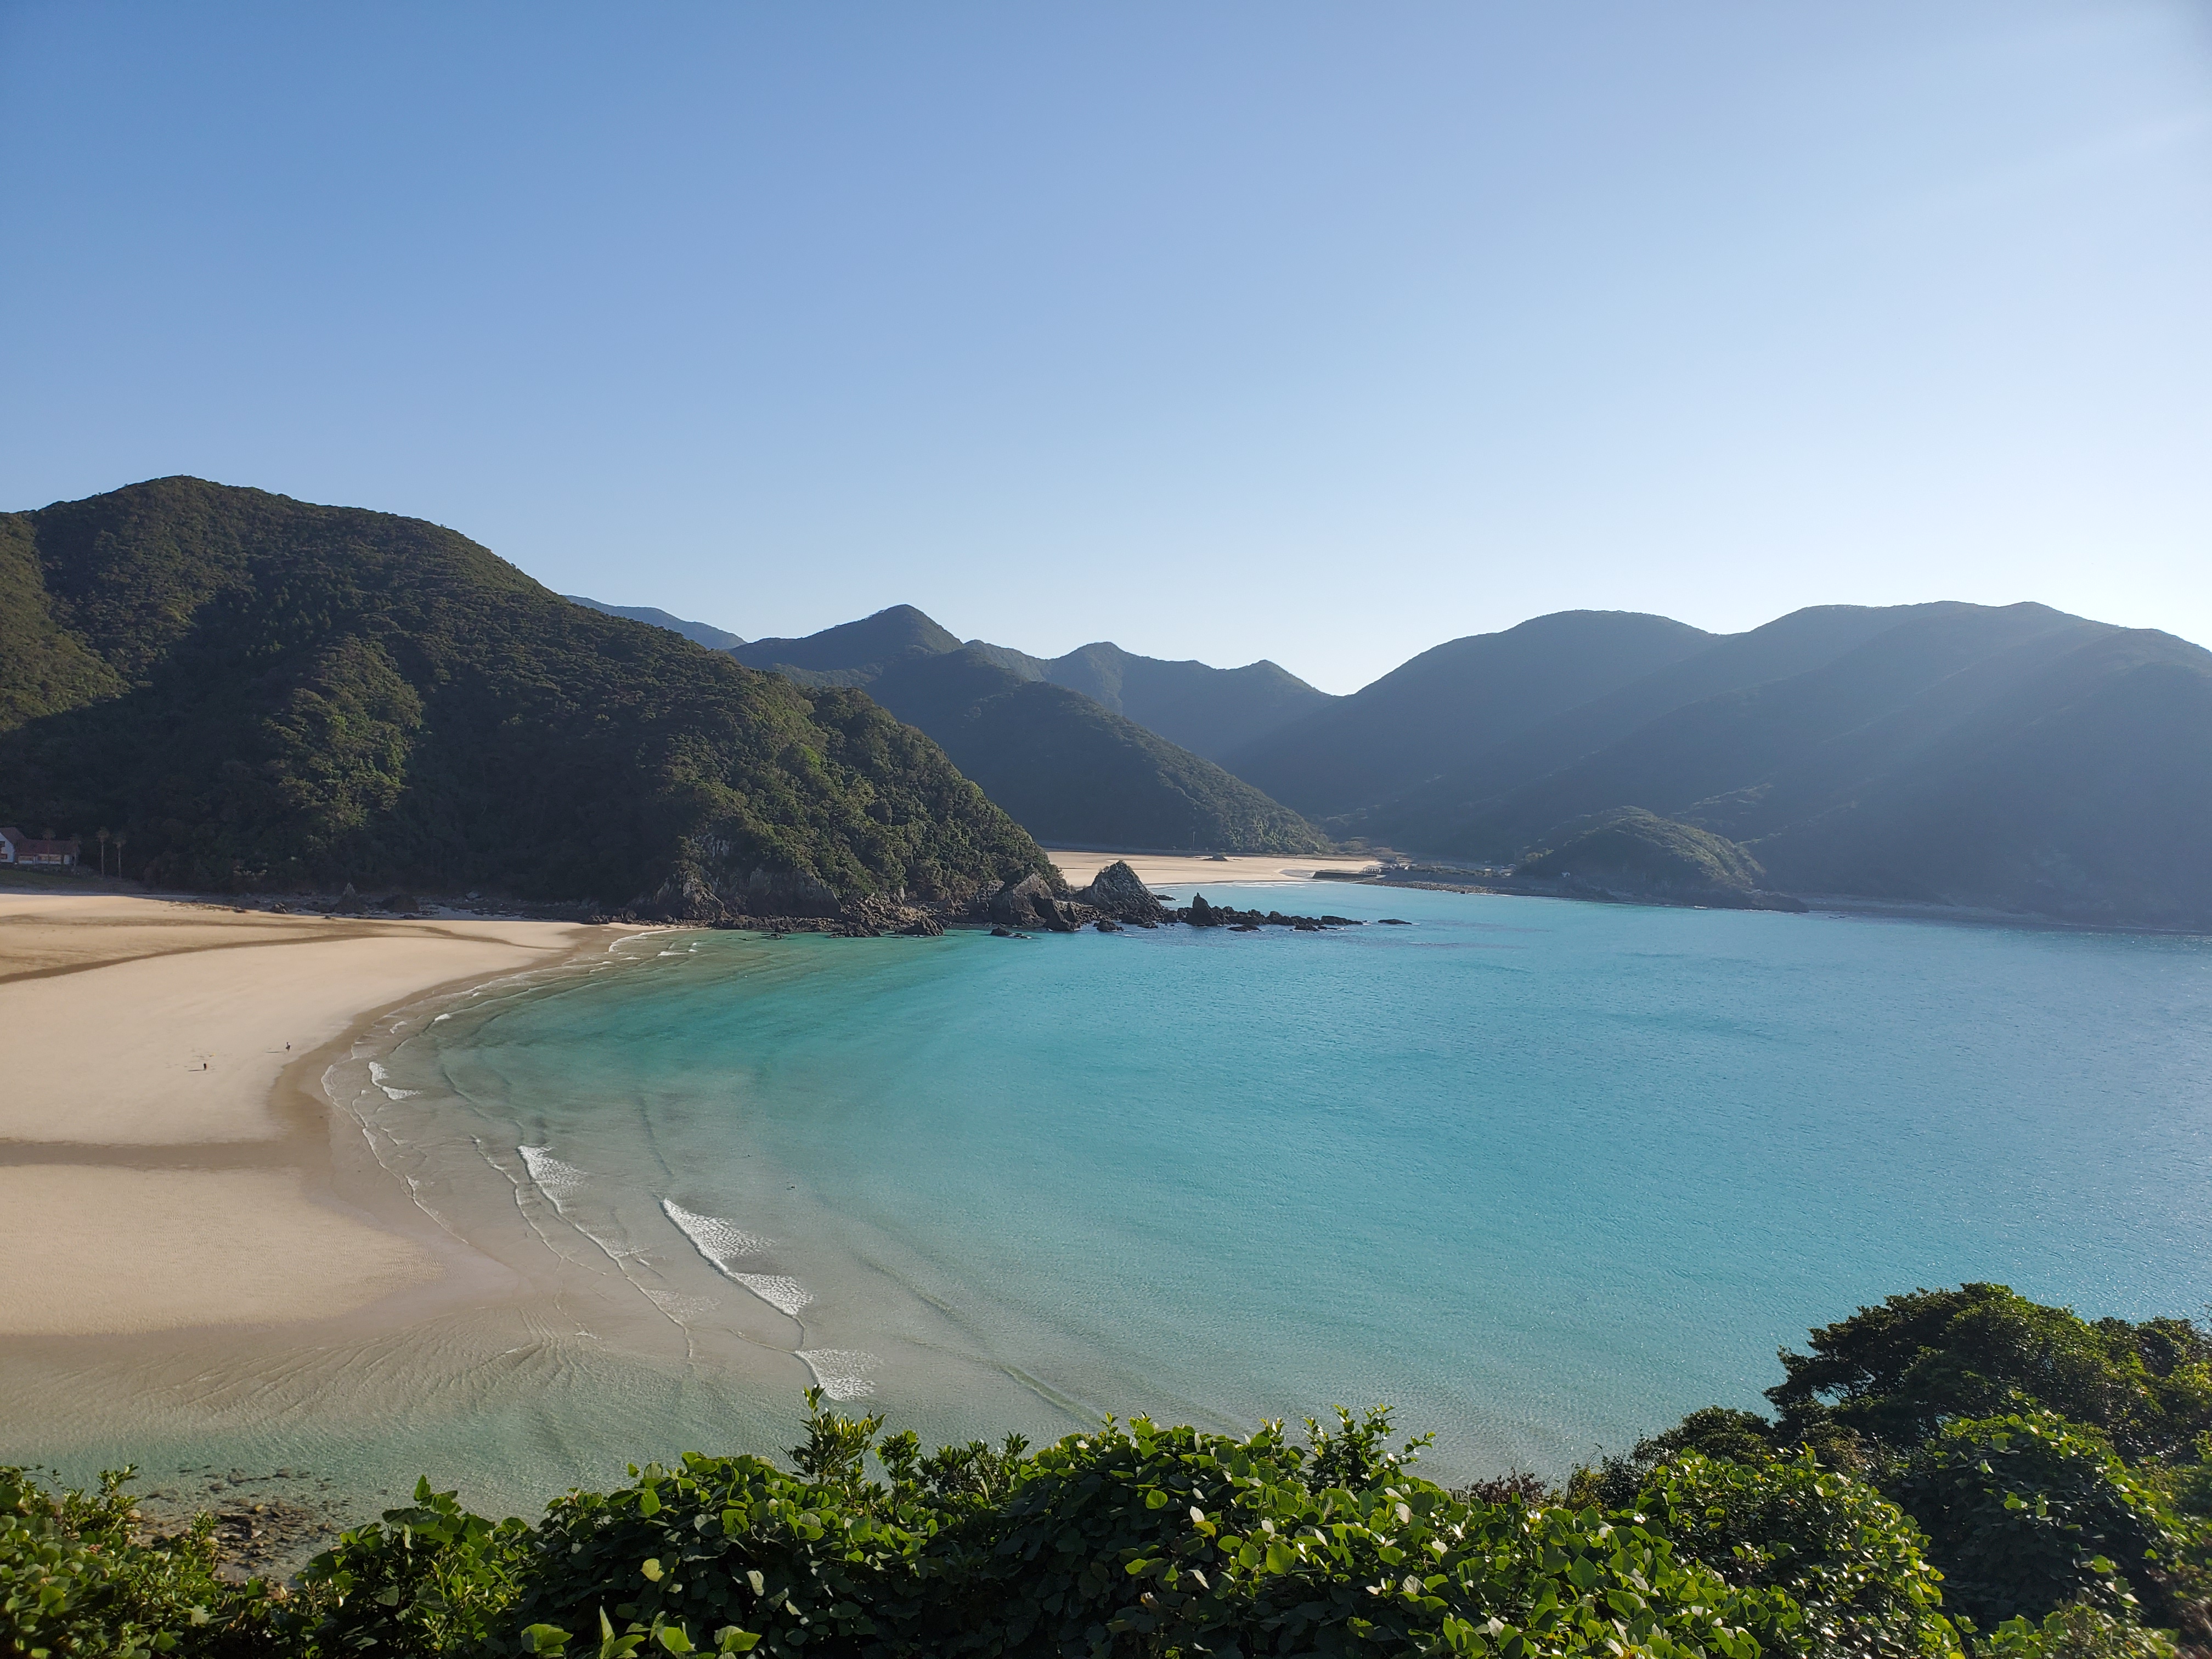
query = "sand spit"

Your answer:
(0, 892), (605, 1335)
